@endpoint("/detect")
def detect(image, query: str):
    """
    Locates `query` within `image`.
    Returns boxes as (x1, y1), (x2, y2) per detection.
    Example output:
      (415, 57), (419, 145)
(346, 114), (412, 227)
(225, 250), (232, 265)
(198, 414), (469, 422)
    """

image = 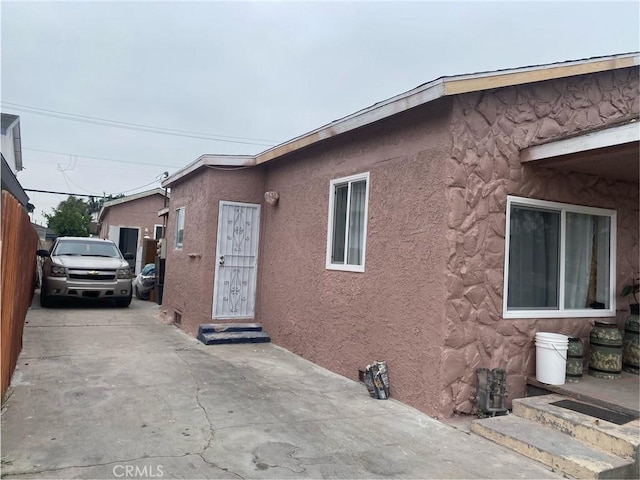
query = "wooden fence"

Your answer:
(1, 191), (38, 398)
